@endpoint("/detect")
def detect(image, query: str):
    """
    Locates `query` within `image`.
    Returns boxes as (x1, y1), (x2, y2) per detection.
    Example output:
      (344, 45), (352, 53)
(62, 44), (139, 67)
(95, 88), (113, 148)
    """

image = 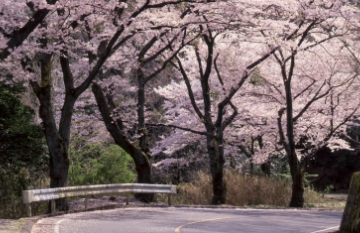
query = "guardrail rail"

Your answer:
(22, 183), (176, 217)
